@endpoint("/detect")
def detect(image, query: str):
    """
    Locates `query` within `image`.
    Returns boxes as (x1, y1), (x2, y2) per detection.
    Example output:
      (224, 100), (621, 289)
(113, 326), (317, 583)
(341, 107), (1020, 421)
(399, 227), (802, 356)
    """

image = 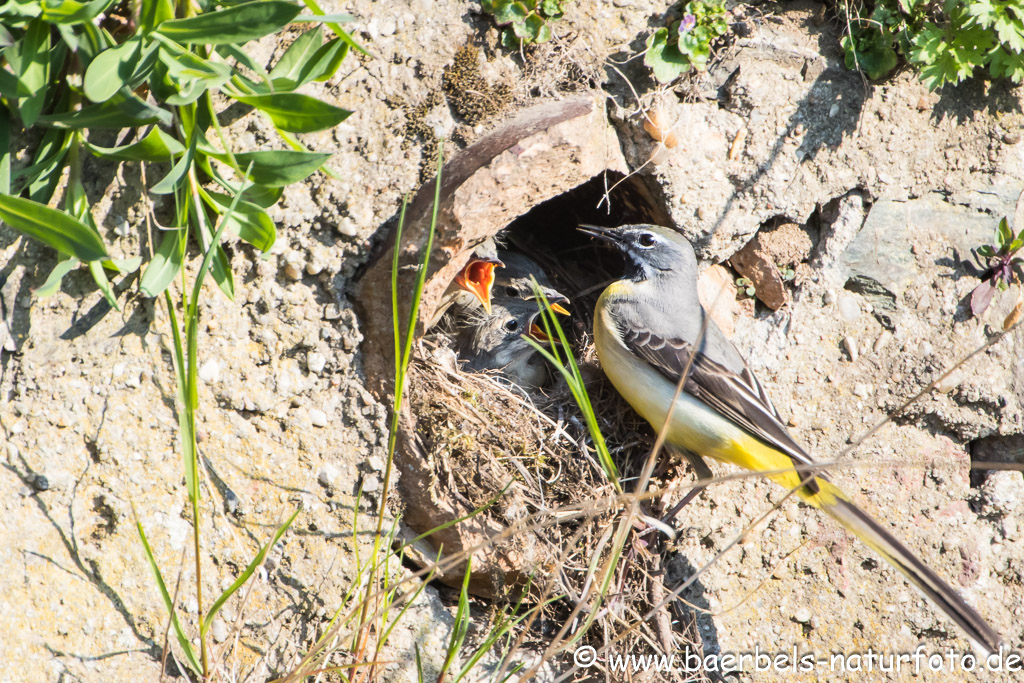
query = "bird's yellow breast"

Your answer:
(593, 288), (806, 490)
